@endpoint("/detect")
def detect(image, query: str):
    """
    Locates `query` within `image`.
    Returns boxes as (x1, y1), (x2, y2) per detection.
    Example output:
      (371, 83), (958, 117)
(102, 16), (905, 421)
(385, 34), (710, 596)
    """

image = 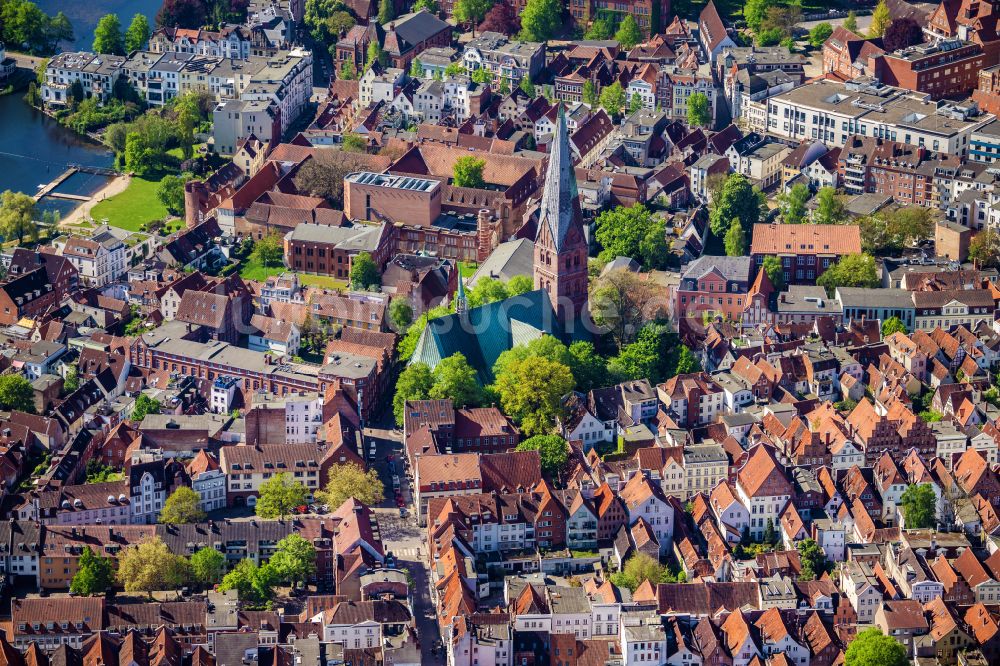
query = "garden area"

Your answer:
(89, 175), (170, 232)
